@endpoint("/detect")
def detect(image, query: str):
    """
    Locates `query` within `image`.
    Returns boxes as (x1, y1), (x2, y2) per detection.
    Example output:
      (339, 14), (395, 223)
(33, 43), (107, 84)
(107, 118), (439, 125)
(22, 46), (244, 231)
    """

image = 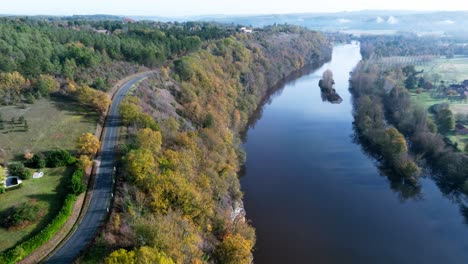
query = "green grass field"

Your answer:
(0, 167), (73, 252)
(417, 57), (468, 84)
(411, 91), (468, 151)
(0, 97), (97, 252)
(0, 97), (98, 162)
